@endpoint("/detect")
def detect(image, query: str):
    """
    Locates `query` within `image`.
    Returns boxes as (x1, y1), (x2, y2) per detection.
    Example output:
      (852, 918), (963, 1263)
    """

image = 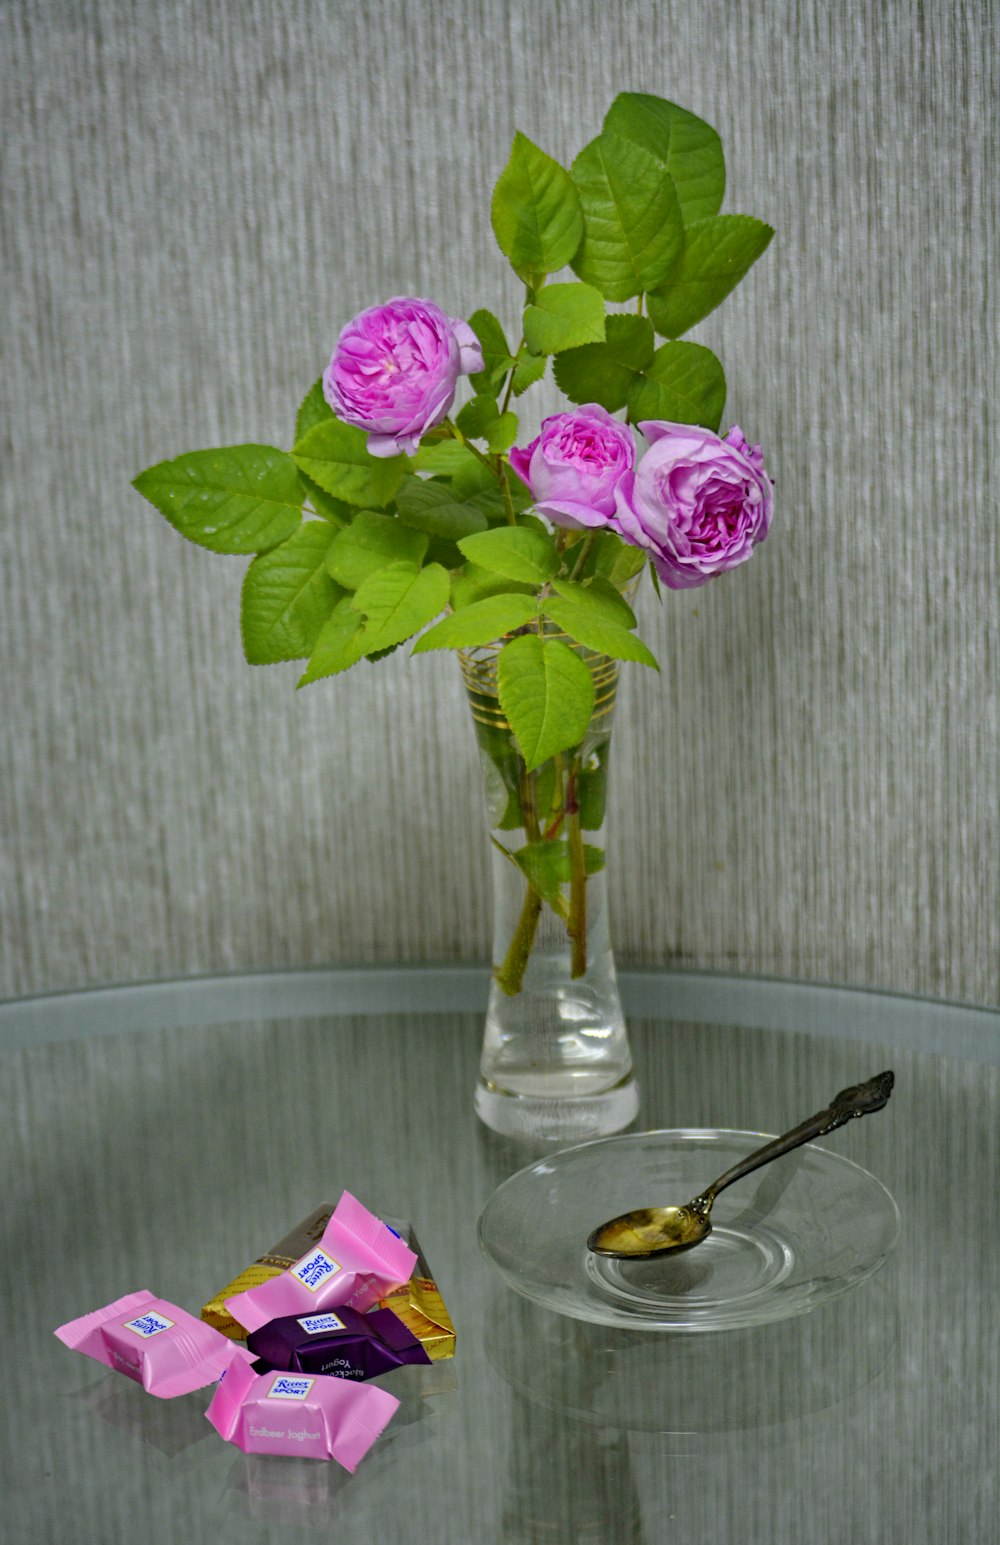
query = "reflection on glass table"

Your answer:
(1, 967), (998, 1545)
